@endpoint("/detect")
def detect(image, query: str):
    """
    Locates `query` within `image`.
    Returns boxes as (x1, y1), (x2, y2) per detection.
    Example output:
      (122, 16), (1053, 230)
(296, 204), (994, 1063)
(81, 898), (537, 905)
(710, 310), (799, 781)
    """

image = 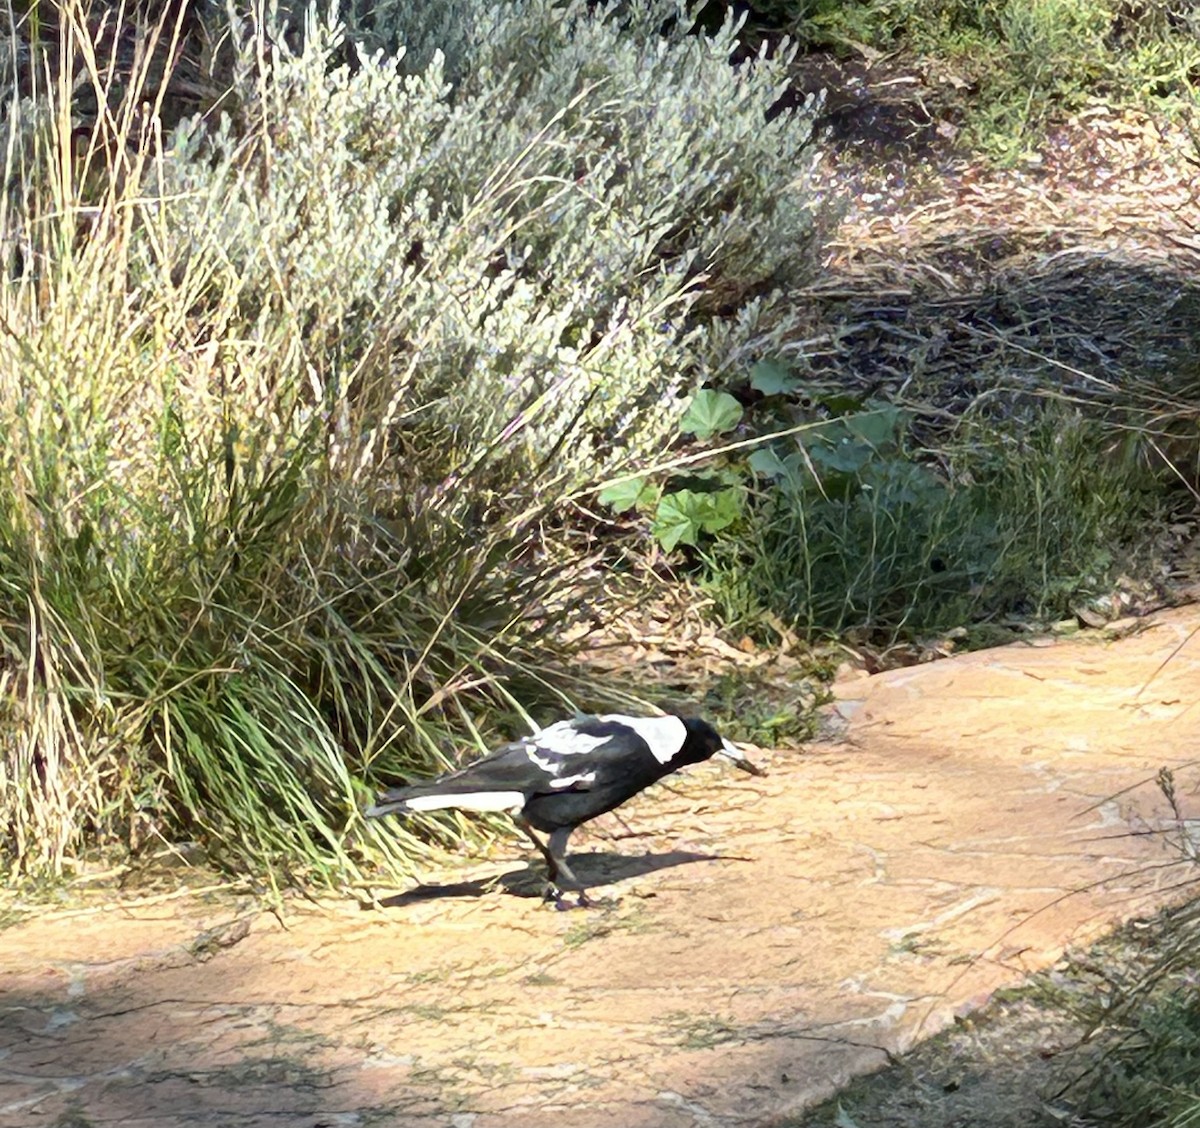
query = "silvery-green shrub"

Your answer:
(158, 0), (823, 491)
